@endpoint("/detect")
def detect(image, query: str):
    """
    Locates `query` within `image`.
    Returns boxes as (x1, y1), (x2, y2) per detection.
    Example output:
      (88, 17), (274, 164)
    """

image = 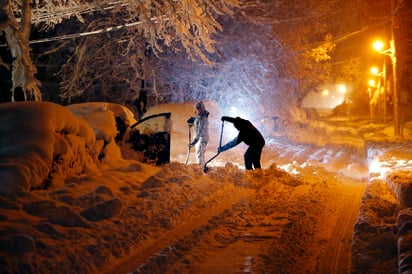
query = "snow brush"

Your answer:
(203, 120), (225, 173)
(184, 122), (193, 164)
